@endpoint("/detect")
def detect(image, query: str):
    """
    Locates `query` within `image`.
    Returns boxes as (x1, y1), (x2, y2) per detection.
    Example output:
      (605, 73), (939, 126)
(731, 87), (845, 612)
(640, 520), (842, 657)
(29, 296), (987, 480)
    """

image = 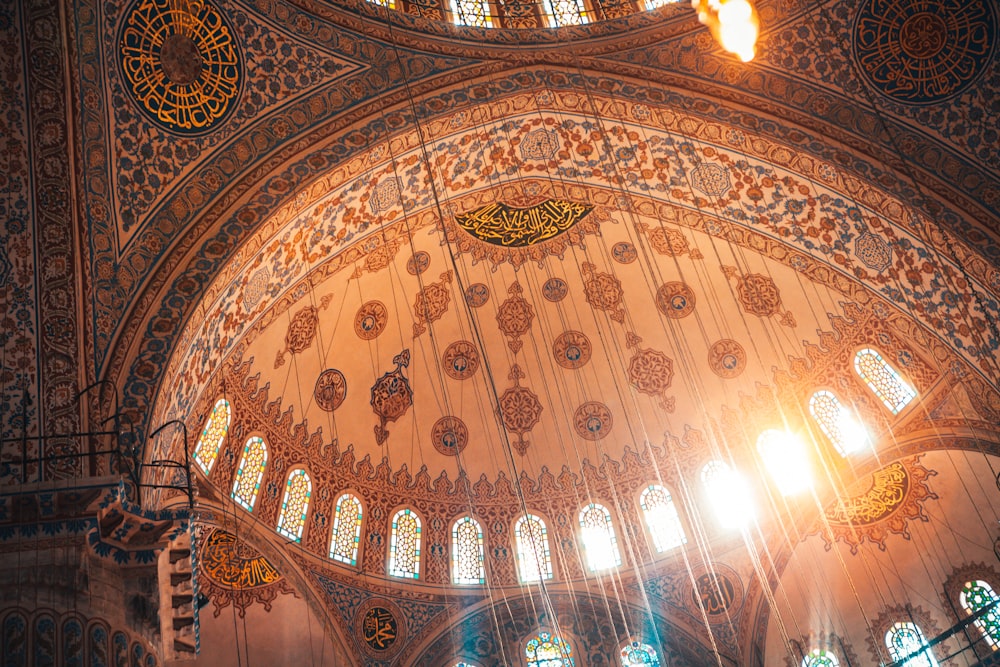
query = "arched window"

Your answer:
(526, 631), (574, 666)
(960, 579), (1000, 649)
(515, 514), (553, 583)
(389, 508), (421, 579)
(756, 429), (811, 496)
(329, 493), (363, 566)
(542, 0), (587, 26)
(621, 639), (660, 666)
(639, 485), (686, 553)
(366, 0), (395, 8)
(231, 436), (267, 511)
(275, 469), (311, 542)
(701, 460), (754, 529)
(809, 390), (869, 456)
(452, 516), (486, 585)
(800, 649), (840, 667)
(450, 0), (492, 26)
(579, 503), (621, 571)
(854, 348), (917, 414)
(885, 622), (939, 667)
(193, 398), (230, 474)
